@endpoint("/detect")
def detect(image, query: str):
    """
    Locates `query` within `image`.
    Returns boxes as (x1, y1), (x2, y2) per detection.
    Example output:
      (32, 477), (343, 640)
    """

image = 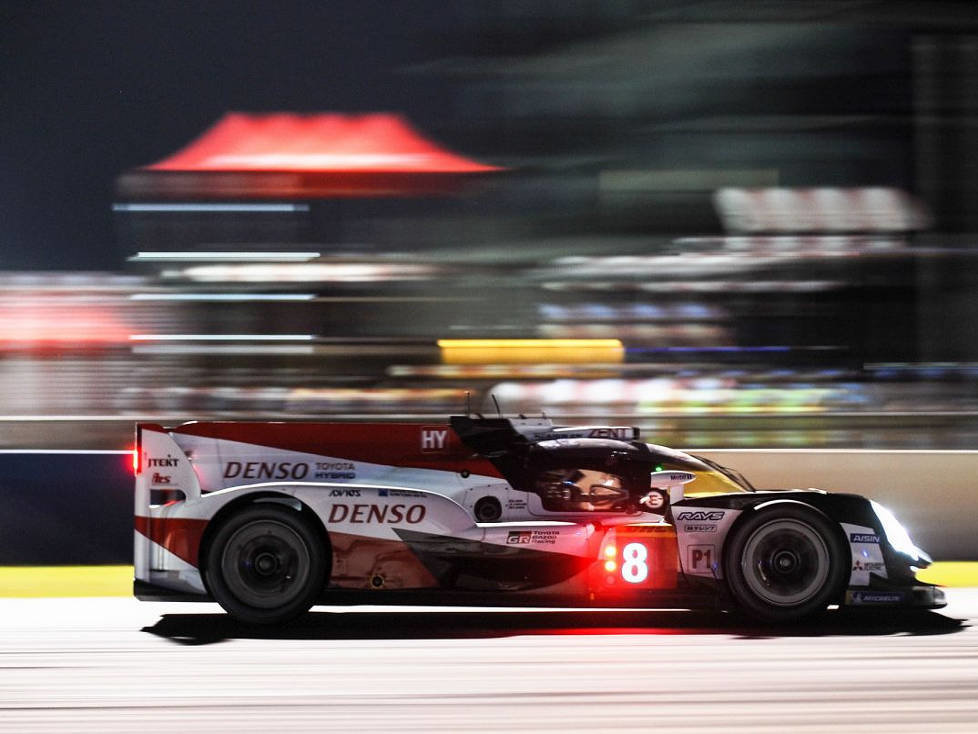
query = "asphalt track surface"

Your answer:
(2, 592), (977, 734)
